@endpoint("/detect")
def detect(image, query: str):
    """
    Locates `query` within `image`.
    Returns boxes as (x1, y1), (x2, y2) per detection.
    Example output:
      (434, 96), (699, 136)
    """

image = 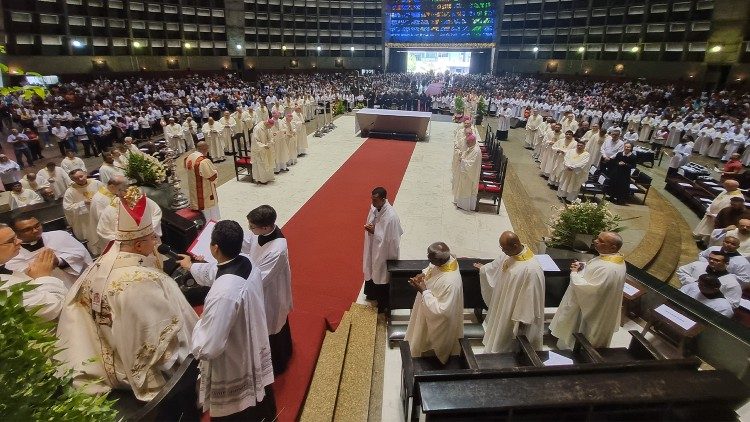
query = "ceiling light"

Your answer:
(532, 46), (539, 52)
